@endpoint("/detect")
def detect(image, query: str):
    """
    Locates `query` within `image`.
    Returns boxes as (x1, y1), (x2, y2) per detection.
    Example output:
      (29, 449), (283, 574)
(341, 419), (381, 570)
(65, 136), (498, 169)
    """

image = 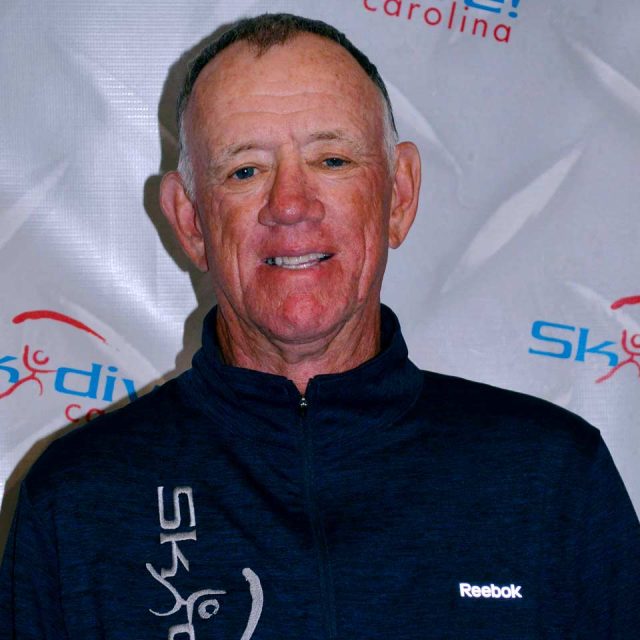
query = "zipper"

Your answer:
(298, 395), (308, 417)
(299, 394), (337, 638)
